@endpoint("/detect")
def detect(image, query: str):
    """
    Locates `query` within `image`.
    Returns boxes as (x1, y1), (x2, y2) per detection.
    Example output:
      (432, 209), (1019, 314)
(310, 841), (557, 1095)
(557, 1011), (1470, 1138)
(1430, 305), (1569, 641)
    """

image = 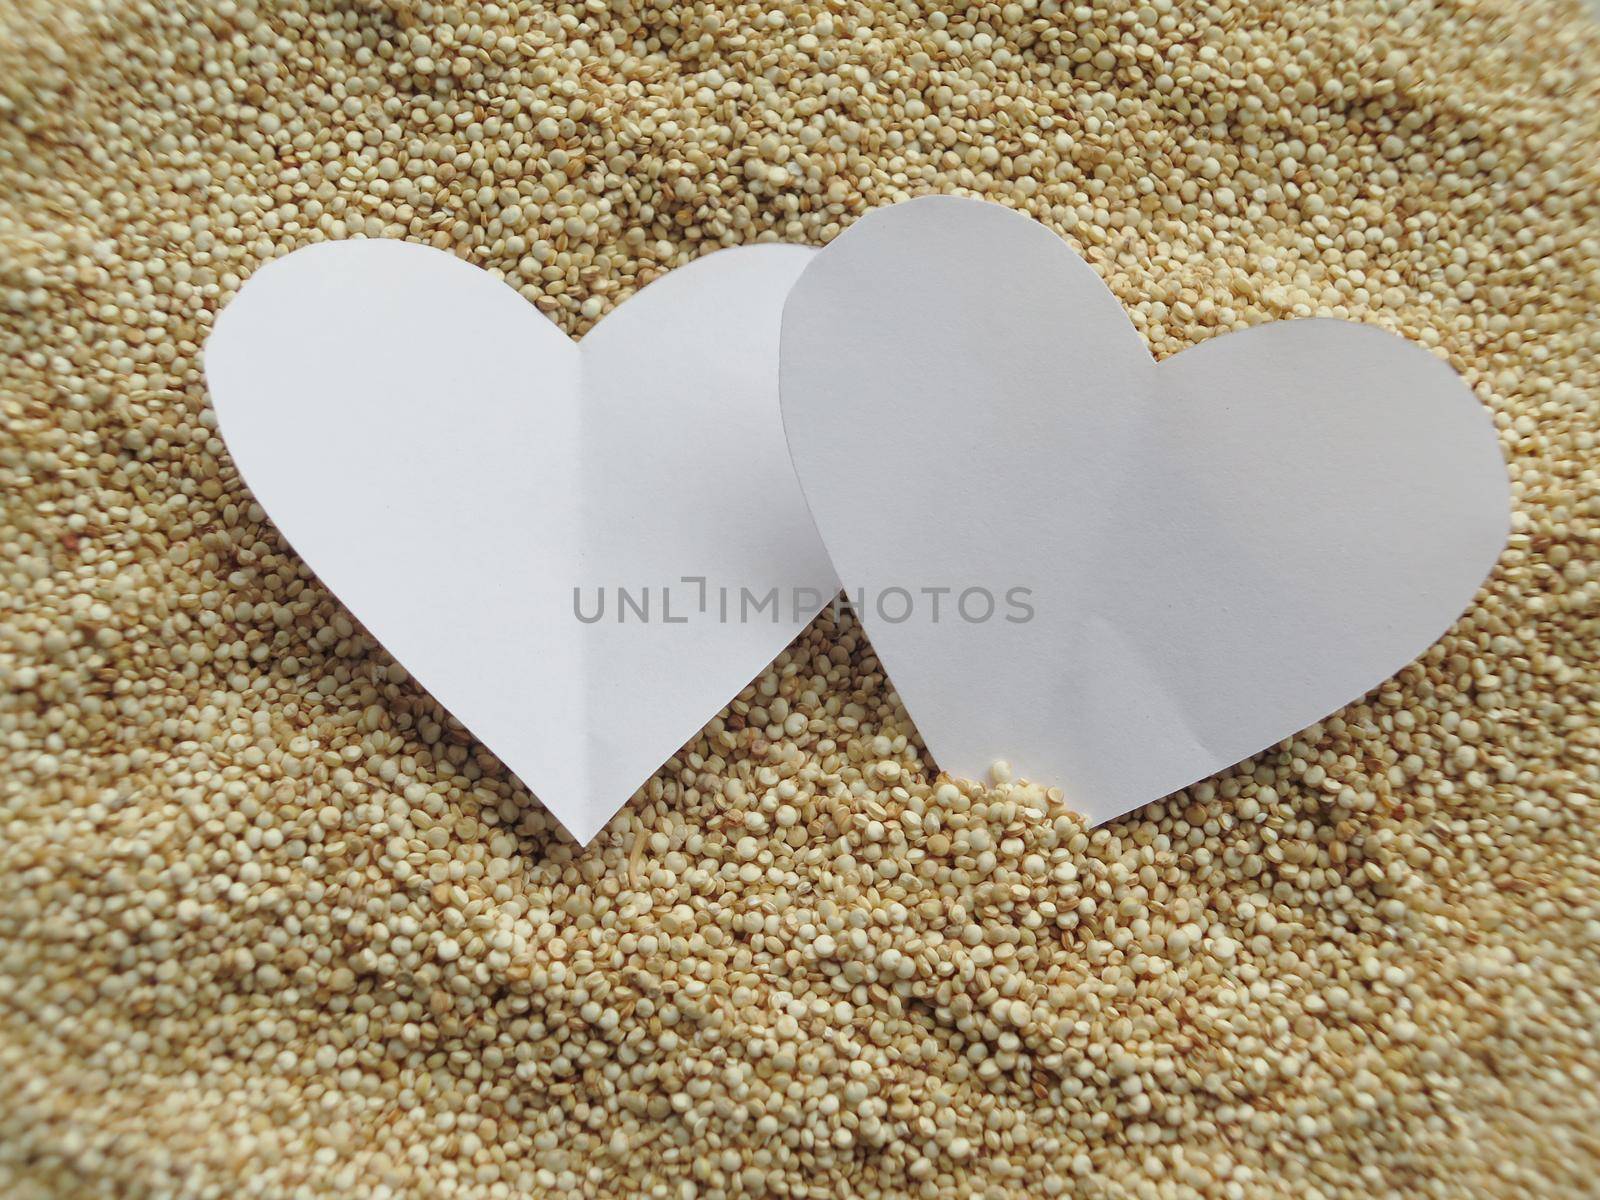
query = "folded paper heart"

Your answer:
(780, 195), (1510, 825)
(206, 240), (837, 844)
